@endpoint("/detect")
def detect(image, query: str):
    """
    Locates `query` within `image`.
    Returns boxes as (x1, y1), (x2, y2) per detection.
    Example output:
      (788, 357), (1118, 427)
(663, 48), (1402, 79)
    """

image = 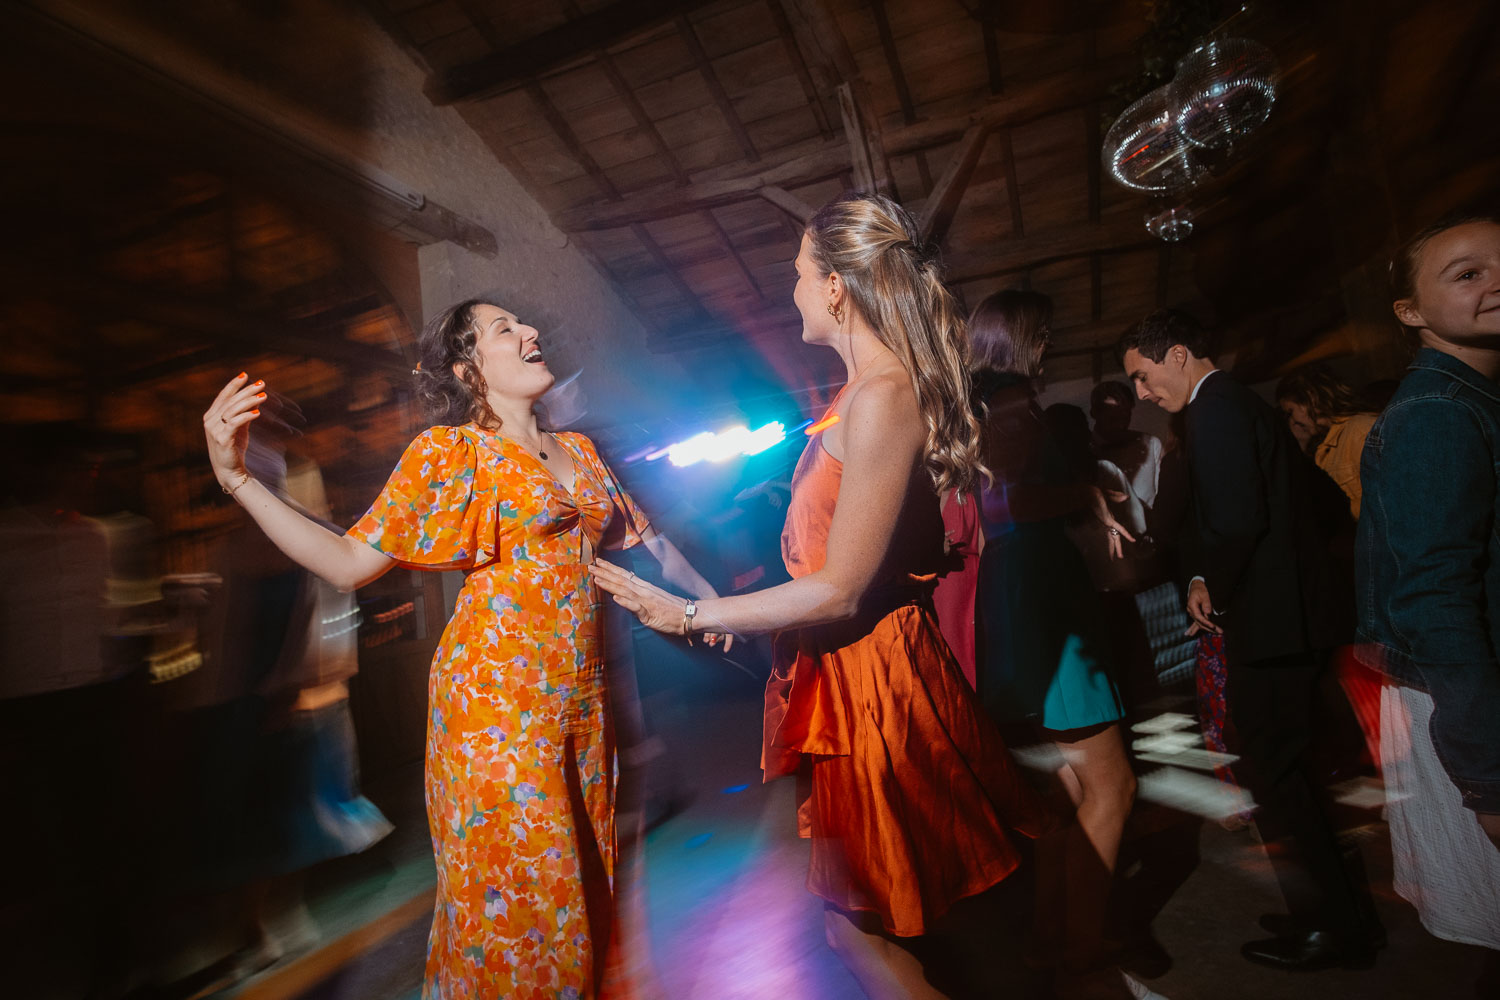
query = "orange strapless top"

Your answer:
(760, 408), (1043, 936)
